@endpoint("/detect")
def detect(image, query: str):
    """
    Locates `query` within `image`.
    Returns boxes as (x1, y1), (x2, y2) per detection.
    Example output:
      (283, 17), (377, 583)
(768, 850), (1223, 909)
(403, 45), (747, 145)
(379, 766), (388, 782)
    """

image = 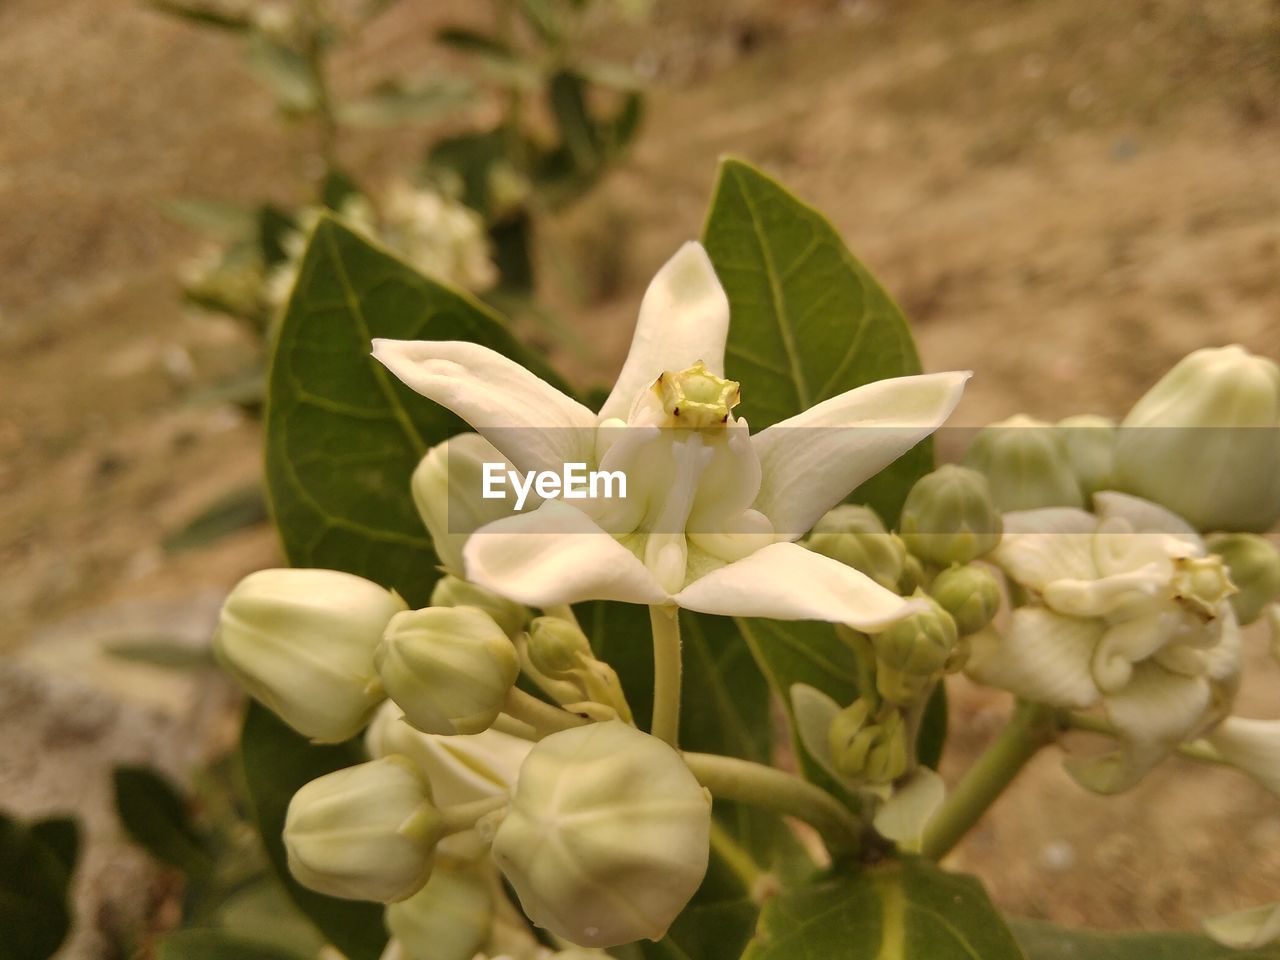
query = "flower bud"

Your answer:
(1207, 534), (1280, 626)
(385, 860), (493, 960)
(526, 616), (595, 677)
(524, 617), (634, 724)
(930, 563), (1002, 635)
(431, 574), (527, 638)
(376, 607), (519, 736)
(899, 465), (1003, 565)
(872, 596), (958, 705)
(491, 721), (711, 948)
(827, 699), (909, 784)
(412, 434), (524, 579)
(215, 568), (404, 742)
(1057, 415), (1117, 497)
(963, 415), (1085, 512)
(284, 756), (442, 903)
(1115, 345), (1280, 532)
(366, 702), (531, 807)
(805, 505), (907, 591)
